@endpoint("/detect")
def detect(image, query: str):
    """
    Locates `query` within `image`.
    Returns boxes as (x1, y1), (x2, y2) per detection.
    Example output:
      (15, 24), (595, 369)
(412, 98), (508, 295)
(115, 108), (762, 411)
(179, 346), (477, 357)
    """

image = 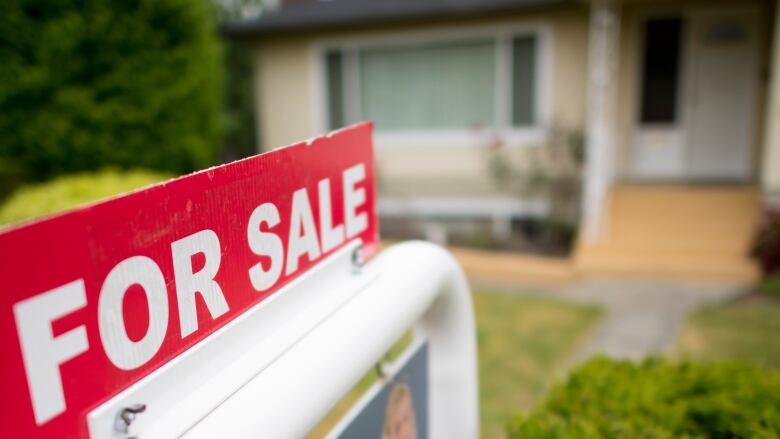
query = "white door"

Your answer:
(632, 17), (687, 180)
(685, 9), (758, 181)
